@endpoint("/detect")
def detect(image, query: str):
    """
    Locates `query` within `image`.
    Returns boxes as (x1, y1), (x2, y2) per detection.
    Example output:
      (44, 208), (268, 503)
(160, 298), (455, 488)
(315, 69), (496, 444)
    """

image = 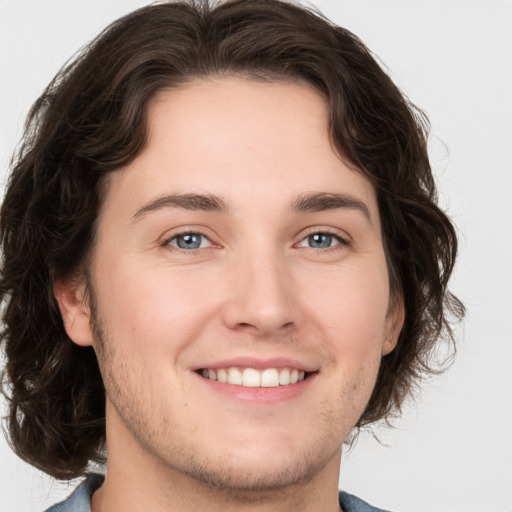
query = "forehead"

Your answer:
(100, 77), (379, 224)
(144, 77), (332, 174)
